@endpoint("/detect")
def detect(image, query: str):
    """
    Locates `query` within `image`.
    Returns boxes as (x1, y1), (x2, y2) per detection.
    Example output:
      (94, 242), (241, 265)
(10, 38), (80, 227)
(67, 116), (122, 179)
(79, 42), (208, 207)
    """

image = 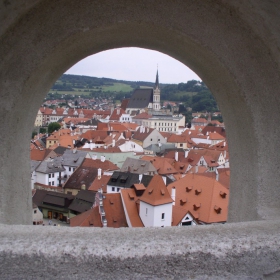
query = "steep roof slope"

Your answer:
(127, 88), (153, 108)
(140, 175), (173, 206)
(167, 173), (229, 223)
(120, 188), (144, 227)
